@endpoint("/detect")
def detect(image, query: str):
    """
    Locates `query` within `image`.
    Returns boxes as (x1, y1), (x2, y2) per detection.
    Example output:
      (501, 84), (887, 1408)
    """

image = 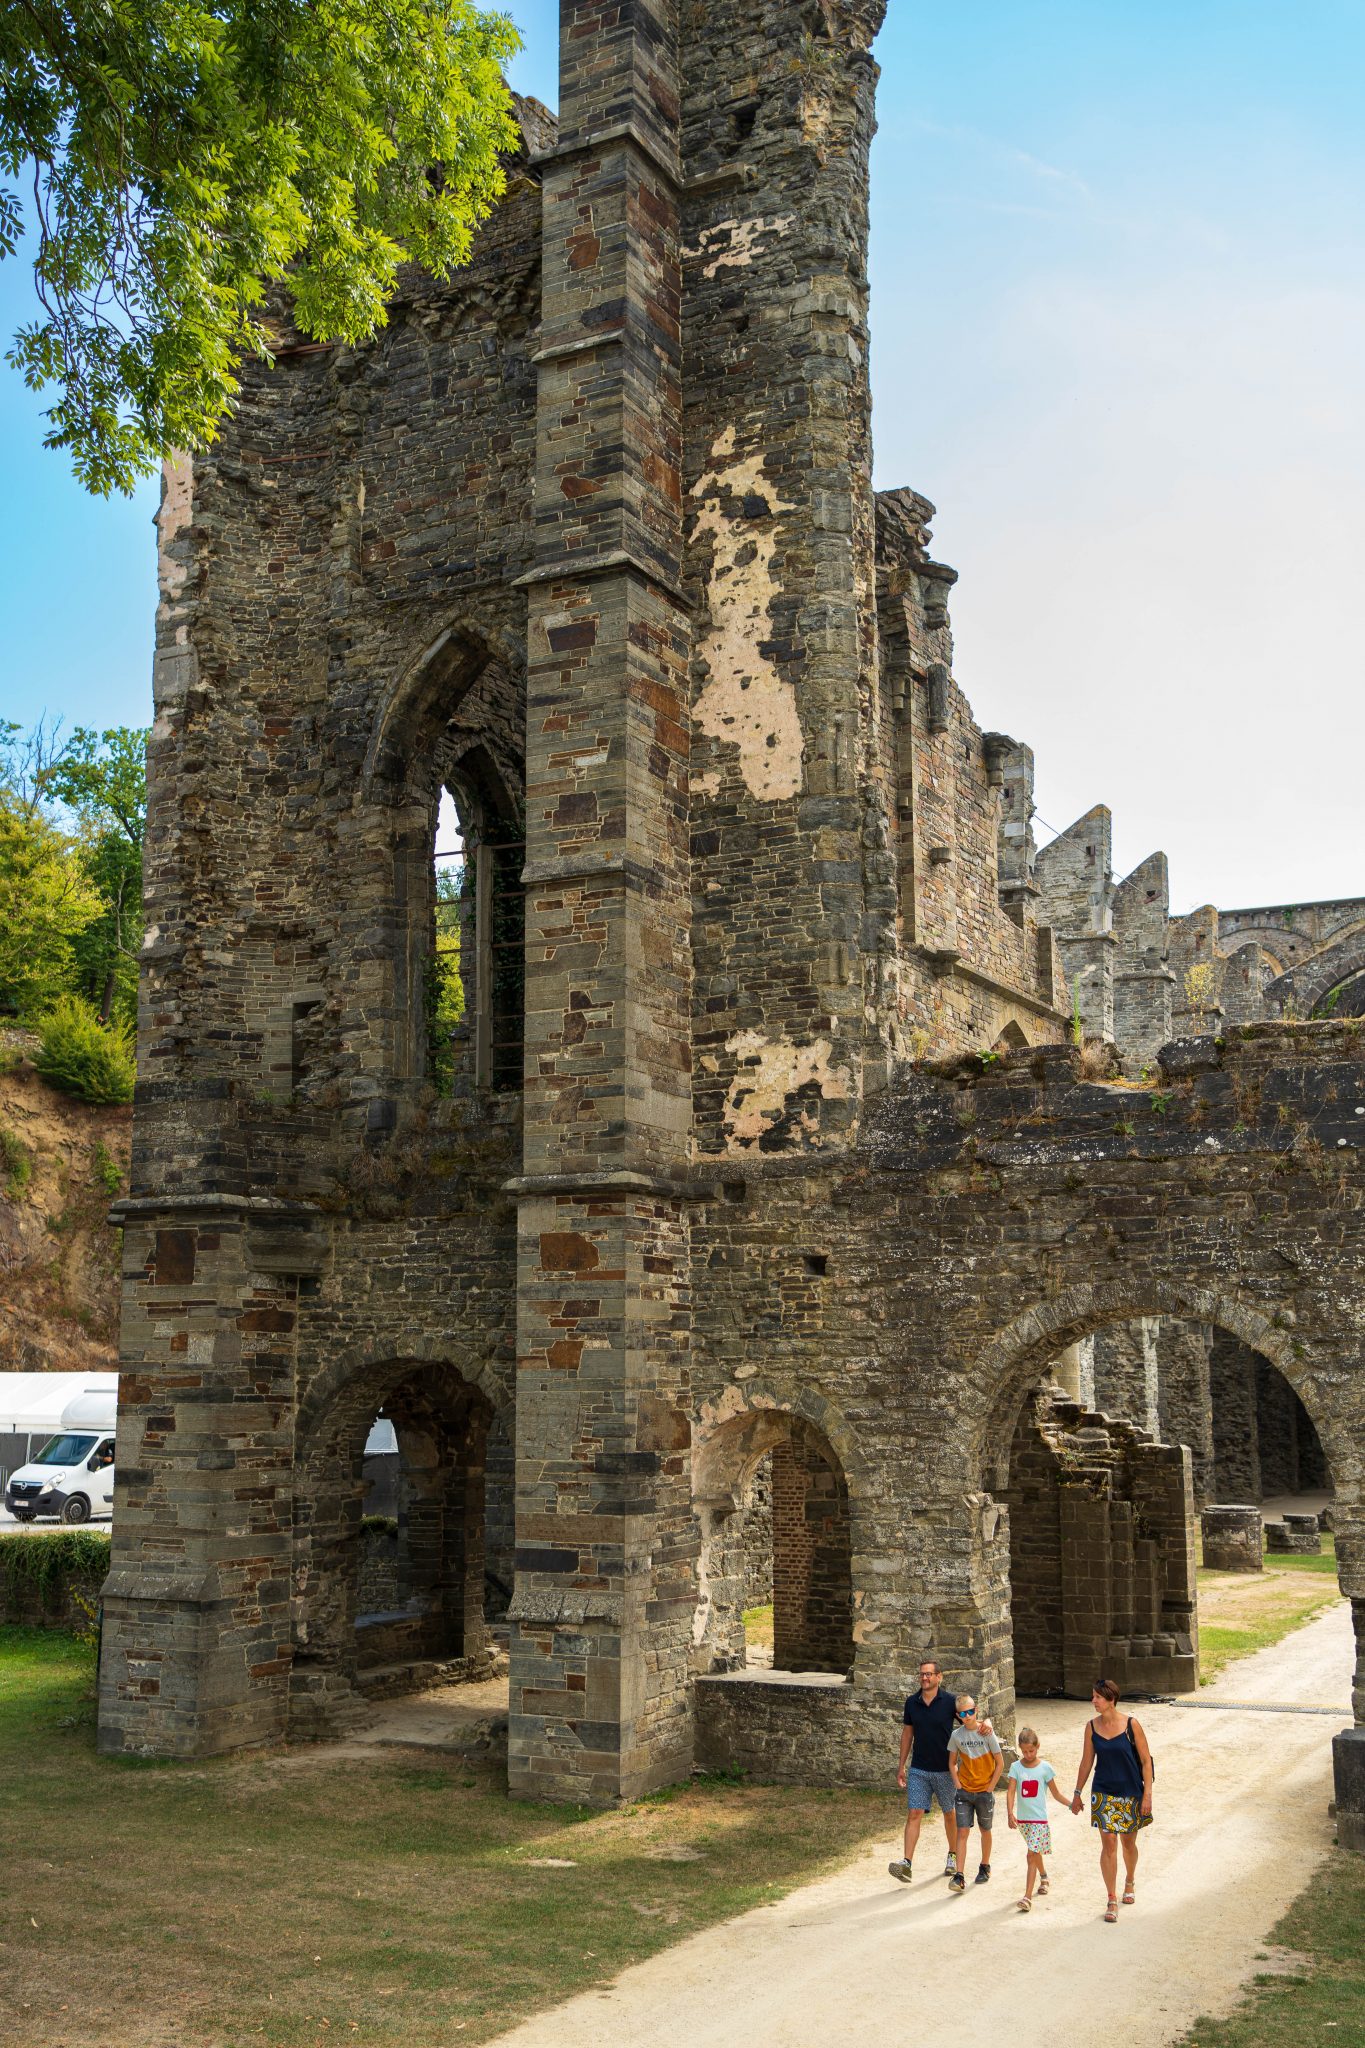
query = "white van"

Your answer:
(3, 1386), (117, 1525)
